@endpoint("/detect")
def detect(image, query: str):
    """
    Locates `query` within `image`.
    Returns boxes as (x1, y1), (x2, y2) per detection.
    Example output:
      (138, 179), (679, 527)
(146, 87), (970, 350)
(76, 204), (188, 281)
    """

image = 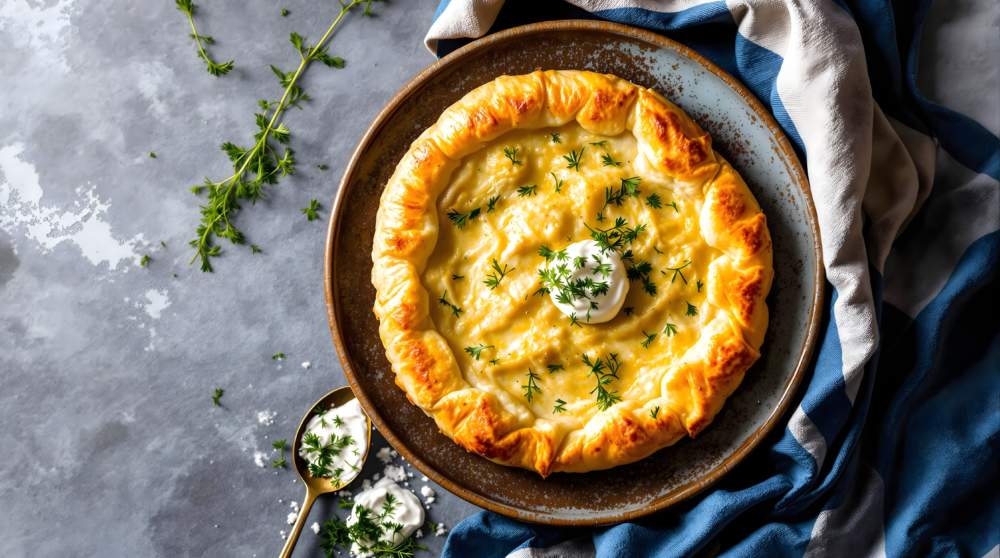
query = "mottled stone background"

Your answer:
(0, 0), (996, 557)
